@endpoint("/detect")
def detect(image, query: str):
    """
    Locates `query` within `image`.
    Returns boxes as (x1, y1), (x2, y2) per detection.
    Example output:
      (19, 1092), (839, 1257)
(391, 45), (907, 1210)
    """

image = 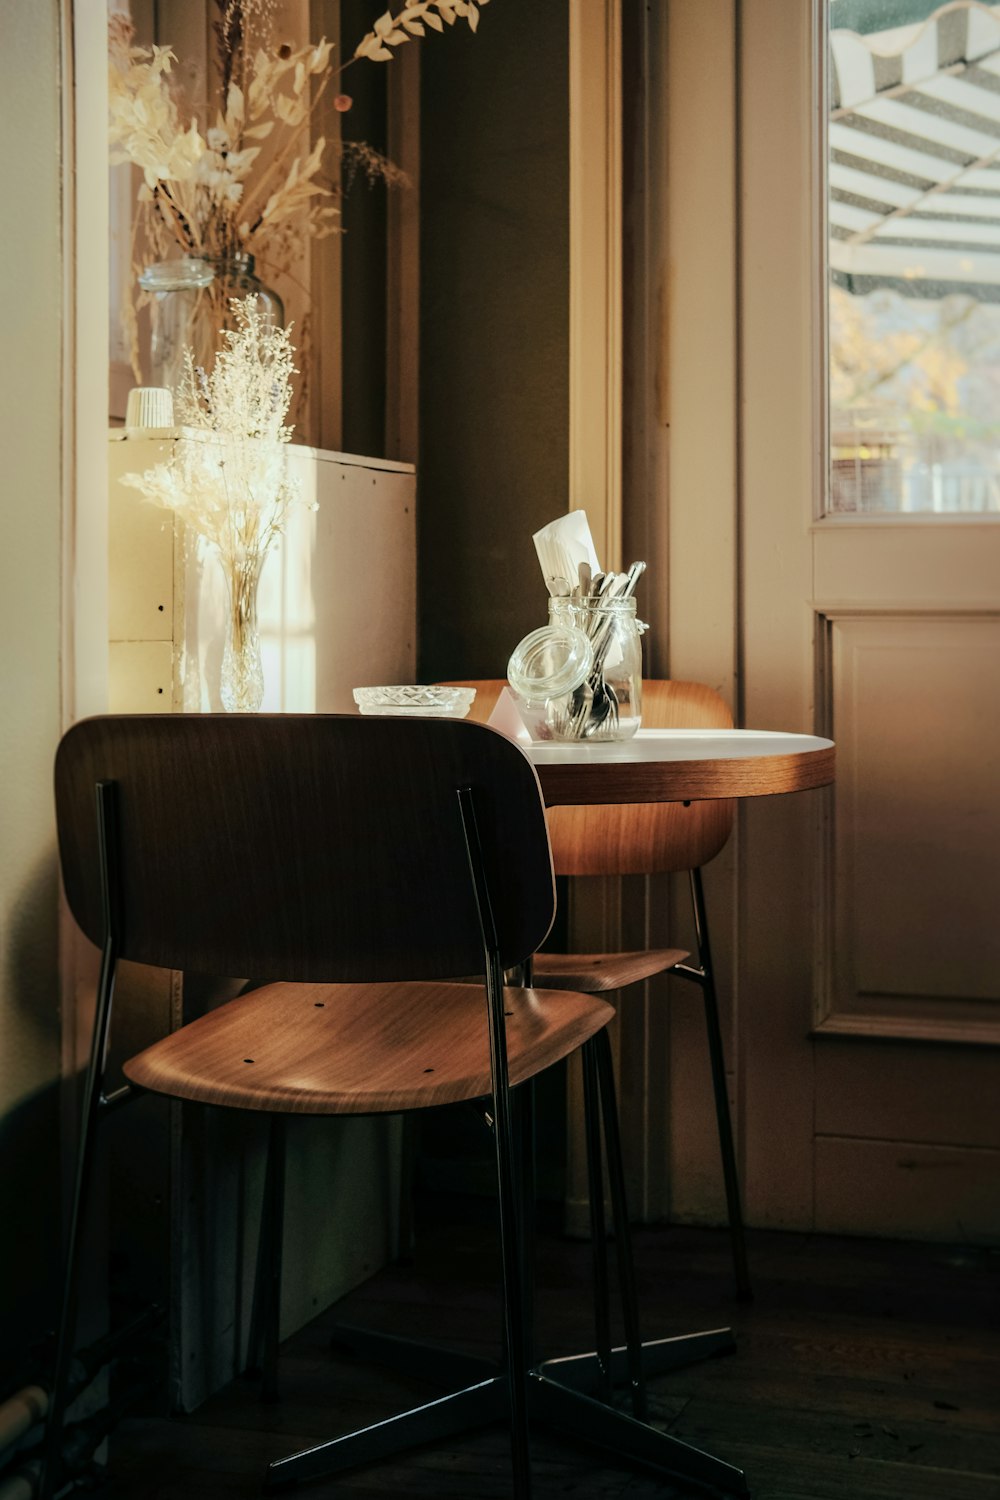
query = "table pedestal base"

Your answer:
(265, 1323), (747, 1496)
